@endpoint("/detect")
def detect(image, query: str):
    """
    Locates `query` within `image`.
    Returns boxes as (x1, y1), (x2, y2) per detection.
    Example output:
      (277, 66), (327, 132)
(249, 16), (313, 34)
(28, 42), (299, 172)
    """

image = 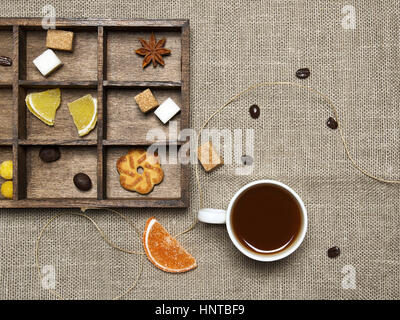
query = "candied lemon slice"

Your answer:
(25, 88), (61, 126)
(67, 94), (97, 137)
